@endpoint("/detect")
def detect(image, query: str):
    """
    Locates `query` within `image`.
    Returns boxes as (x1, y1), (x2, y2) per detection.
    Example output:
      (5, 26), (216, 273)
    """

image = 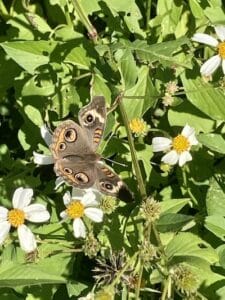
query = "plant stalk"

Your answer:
(71, 0), (98, 43)
(117, 94), (147, 200)
(146, 0), (152, 30)
(0, 0), (9, 20)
